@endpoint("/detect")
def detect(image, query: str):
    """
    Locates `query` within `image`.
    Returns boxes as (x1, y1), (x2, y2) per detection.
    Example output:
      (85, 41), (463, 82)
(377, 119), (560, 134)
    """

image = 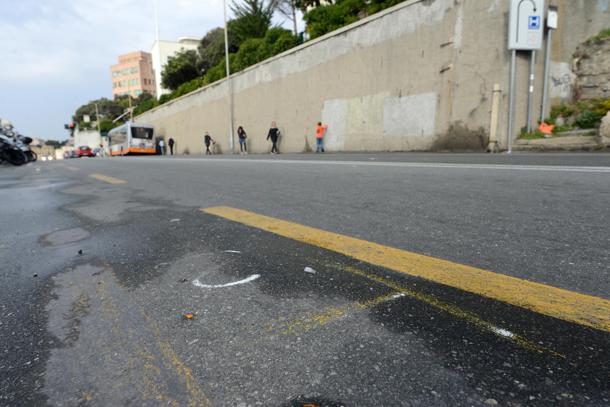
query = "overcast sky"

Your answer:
(0, 0), (298, 141)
